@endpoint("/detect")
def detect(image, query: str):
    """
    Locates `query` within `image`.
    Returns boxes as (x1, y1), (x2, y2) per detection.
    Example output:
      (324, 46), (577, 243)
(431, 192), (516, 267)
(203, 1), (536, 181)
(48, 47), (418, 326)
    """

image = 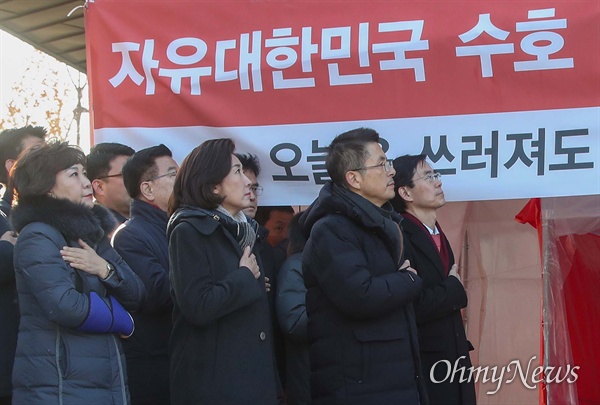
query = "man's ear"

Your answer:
(4, 159), (15, 177)
(345, 170), (362, 191)
(140, 181), (154, 202)
(91, 179), (104, 196)
(398, 186), (413, 202)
